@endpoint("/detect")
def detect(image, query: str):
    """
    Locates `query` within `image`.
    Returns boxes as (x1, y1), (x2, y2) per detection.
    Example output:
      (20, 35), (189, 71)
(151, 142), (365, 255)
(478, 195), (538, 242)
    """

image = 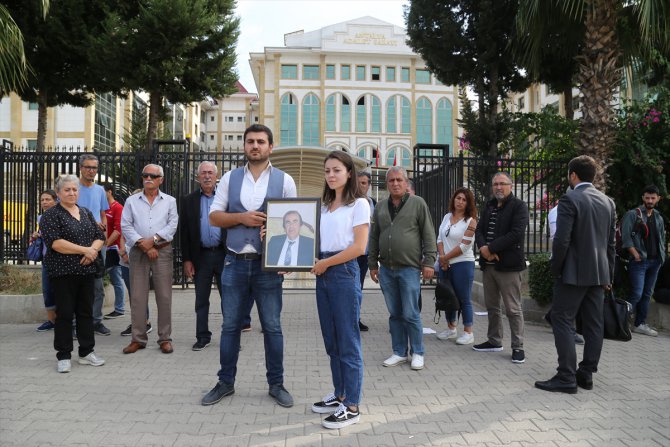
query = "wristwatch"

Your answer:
(153, 235), (160, 246)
